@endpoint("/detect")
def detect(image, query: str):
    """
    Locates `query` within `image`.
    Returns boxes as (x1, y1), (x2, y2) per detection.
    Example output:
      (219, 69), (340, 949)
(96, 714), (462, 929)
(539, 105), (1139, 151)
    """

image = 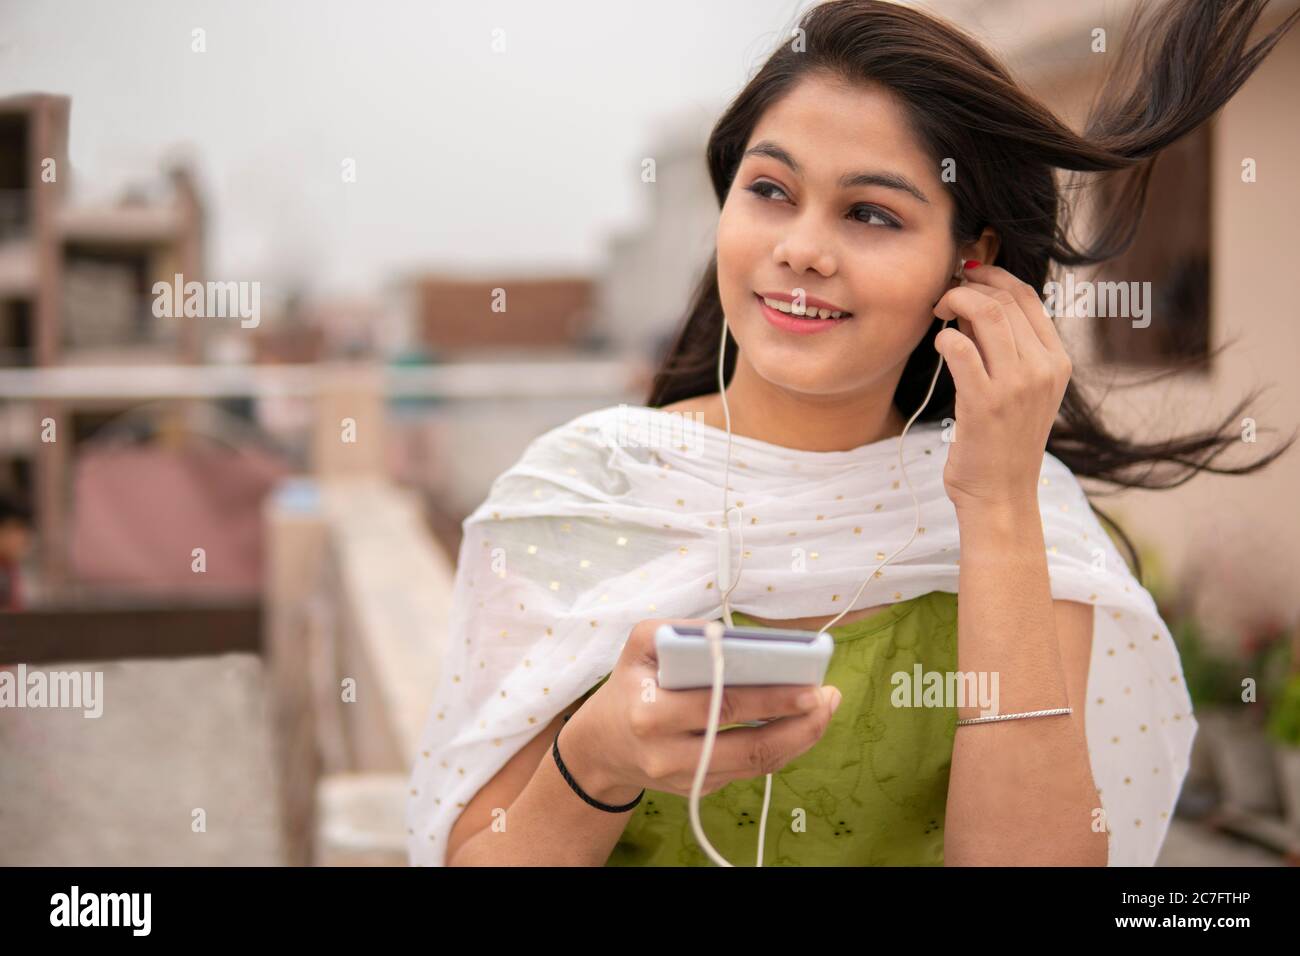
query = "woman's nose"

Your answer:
(772, 218), (837, 277)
